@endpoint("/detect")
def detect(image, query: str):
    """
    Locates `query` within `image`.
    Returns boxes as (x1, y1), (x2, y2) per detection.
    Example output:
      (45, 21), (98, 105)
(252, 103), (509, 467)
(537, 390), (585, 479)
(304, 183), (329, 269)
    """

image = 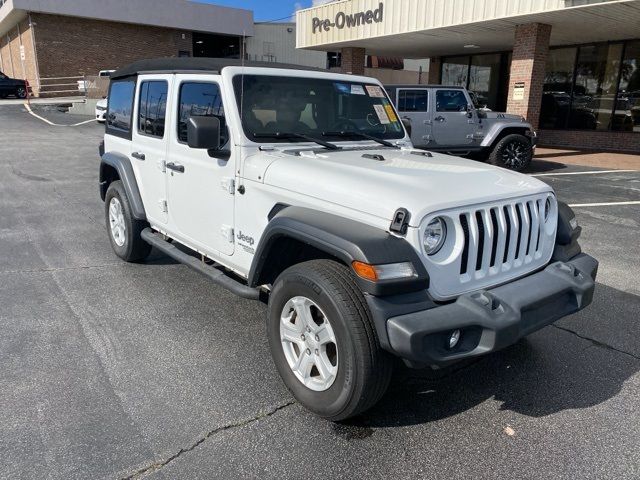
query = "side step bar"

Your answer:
(141, 228), (261, 300)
